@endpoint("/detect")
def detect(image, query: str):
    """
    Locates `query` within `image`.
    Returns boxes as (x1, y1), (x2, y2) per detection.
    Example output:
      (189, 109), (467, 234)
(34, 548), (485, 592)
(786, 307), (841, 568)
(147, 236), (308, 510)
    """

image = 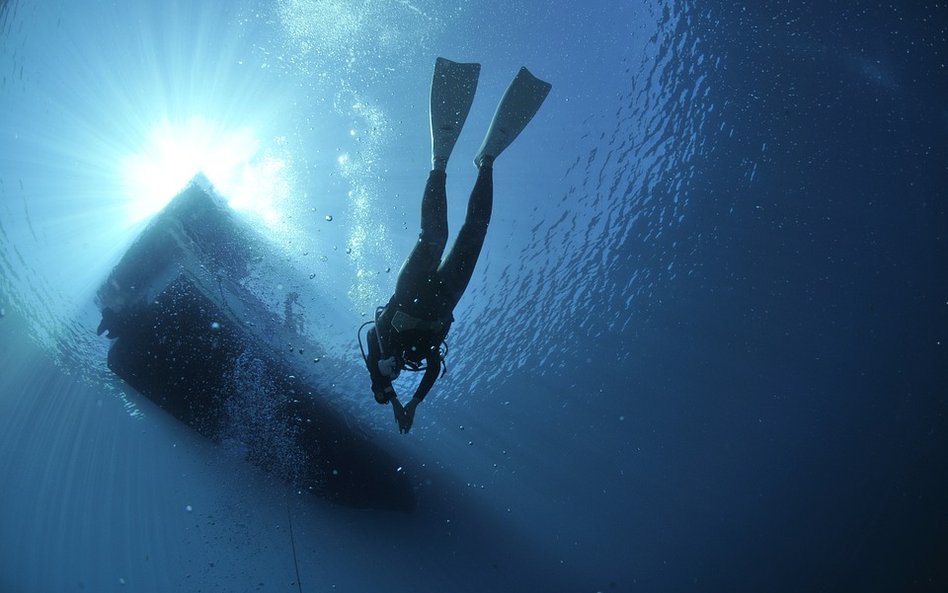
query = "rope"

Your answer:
(287, 501), (303, 593)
